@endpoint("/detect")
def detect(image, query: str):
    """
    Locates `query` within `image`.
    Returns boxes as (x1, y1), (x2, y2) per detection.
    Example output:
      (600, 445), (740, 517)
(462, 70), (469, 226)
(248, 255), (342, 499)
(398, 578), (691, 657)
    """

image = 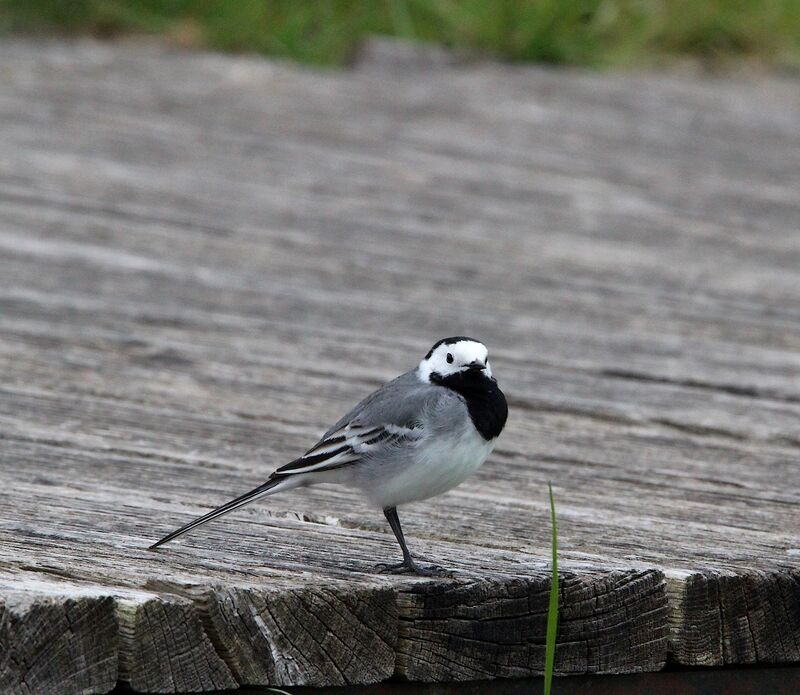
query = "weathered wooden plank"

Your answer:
(395, 570), (668, 680)
(0, 591), (118, 695)
(1, 37), (799, 693)
(116, 596), (237, 692)
(190, 584), (397, 687)
(668, 569), (800, 667)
